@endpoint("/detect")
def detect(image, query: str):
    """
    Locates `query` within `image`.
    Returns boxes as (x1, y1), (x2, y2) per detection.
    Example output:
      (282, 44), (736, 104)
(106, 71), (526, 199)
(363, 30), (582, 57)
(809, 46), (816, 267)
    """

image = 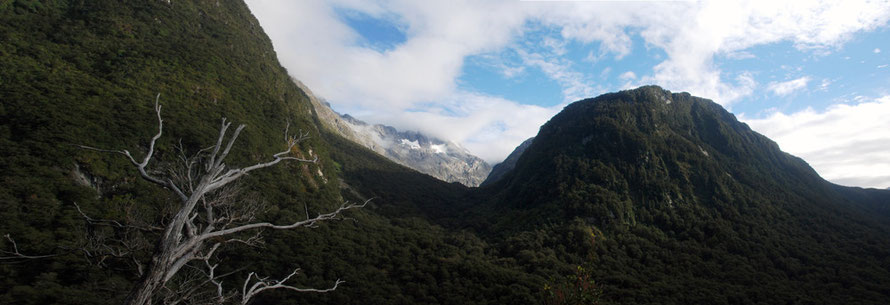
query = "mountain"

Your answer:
(4, 1), (890, 304)
(480, 137), (534, 186)
(0, 2), (539, 304)
(300, 80), (491, 187)
(477, 85), (890, 304)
